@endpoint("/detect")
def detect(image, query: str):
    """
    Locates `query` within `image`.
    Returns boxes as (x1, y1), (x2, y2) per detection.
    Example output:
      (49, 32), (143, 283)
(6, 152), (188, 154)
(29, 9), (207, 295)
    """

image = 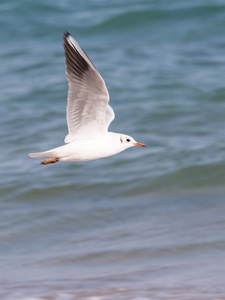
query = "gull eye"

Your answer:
(126, 139), (130, 142)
